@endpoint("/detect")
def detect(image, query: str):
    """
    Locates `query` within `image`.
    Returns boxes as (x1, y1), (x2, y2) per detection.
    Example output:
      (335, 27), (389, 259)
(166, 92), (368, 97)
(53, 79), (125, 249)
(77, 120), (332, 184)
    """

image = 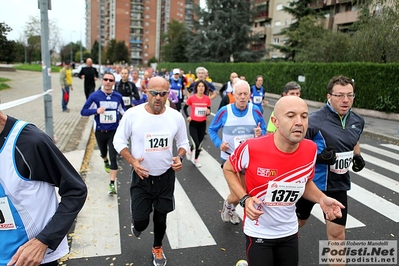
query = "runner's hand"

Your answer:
(245, 196), (264, 221)
(131, 157), (149, 179)
(352, 154), (365, 172)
